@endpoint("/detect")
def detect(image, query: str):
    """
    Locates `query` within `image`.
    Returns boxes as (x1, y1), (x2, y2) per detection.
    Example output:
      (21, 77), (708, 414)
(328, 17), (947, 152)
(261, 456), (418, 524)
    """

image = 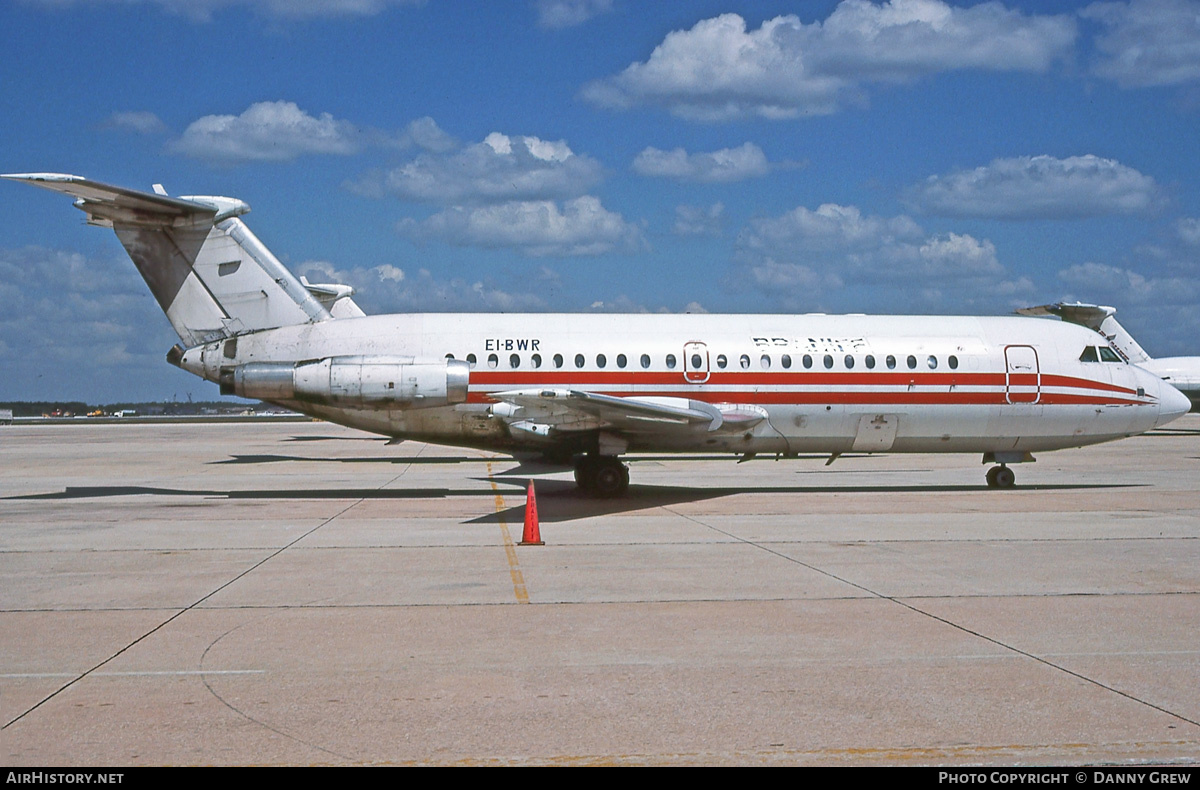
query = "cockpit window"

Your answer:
(1079, 346), (1099, 362)
(1099, 346), (1122, 363)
